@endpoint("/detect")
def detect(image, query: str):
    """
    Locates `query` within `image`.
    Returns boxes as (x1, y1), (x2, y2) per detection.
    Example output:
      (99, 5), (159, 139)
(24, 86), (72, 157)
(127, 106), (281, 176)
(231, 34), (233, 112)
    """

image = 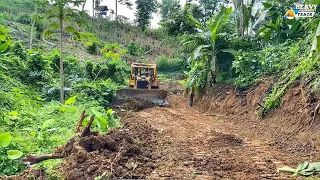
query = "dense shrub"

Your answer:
(26, 50), (53, 86)
(156, 56), (186, 72)
(0, 56), (27, 79)
(85, 41), (99, 54)
(85, 59), (129, 84)
(79, 32), (102, 55)
(10, 42), (27, 60)
(72, 79), (118, 107)
(126, 42), (144, 56)
(233, 40), (308, 88)
(17, 13), (31, 25)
